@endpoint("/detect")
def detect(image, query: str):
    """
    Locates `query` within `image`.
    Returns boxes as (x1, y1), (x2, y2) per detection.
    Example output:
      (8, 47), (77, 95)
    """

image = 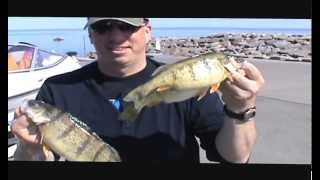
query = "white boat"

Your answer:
(77, 56), (96, 66)
(8, 42), (82, 159)
(8, 42), (82, 123)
